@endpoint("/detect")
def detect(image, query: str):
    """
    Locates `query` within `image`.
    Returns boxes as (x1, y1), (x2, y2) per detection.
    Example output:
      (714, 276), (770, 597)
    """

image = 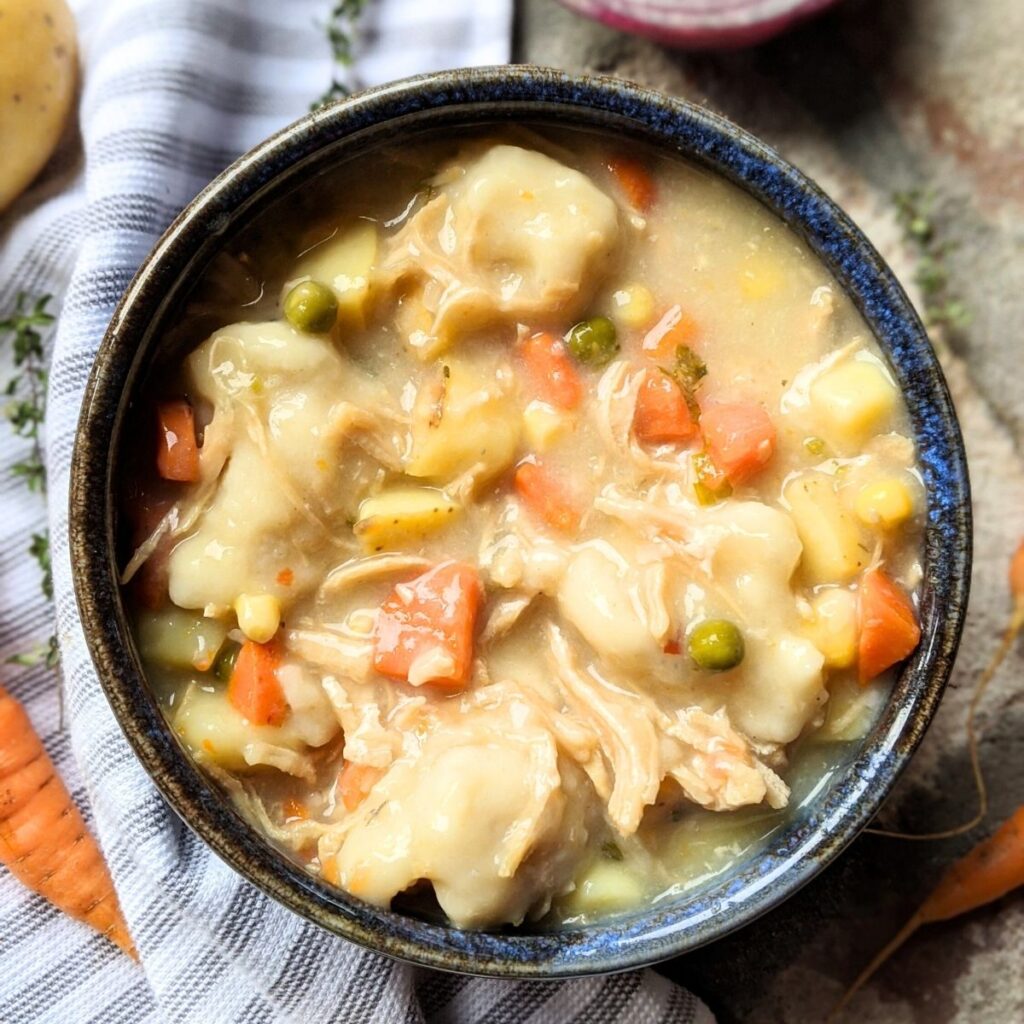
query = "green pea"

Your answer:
(688, 619), (745, 672)
(213, 639), (242, 682)
(566, 316), (618, 366)
(283, 280), (338, 334)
